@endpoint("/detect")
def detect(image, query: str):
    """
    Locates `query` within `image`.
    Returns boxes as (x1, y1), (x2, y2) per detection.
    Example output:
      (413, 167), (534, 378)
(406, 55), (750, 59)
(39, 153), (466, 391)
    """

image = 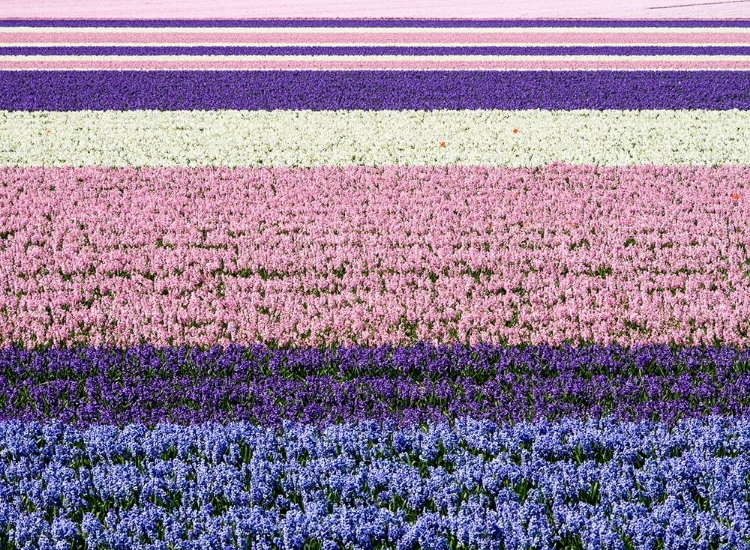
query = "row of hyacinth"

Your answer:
(2, 417), (750, 550)
(1, 163), (747, 349)
(3, 16), (750, 549)
(3, 111), (750, 167)
(0, 343), (746, 427)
